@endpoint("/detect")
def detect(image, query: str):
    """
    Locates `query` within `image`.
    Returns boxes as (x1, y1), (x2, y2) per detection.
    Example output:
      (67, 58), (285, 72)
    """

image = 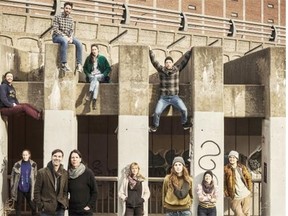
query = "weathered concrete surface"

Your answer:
(192, 47), (223, 112)
(12, 81), (265, 118)
(42, 43), (78, 167)
(75, 83), (119, 115)
(44, 43), (78, 110)
(117, 45), (149, 216)
(261, 47), (286, 216)
(11, 82), (44, 109)
(0, 117), (8, 214)
(43, 110), (77, 167)
(118, 45), (149, 115)
(191, 46), (224, 215)
(223, 85), (265, 117)
(224, 47), (285, 117)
